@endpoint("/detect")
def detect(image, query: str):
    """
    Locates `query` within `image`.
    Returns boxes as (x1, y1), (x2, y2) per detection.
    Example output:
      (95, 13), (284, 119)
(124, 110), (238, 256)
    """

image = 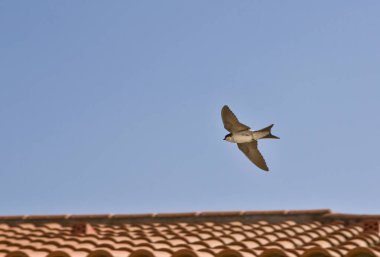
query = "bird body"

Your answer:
(224, 131), (254, 143)
(221, 105), (279, 171)
(225, 127), (276, 143)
